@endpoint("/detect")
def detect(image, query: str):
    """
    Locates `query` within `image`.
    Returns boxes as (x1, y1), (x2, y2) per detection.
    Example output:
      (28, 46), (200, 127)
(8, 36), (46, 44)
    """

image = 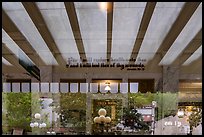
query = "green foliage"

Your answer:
(129, 92), (154, 107)
(31, 93), (42, 114)
(154, 92), (178, 120)
(3, 92), (32, 132)
(129, 92), (178, 121)
(59, 93), (86, 129)
(60, 93), (86, 109)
